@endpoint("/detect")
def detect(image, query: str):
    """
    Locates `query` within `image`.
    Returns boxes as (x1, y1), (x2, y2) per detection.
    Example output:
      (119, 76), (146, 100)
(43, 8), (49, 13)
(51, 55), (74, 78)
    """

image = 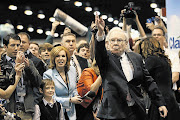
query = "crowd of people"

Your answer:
(0, 9), (180, 120)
